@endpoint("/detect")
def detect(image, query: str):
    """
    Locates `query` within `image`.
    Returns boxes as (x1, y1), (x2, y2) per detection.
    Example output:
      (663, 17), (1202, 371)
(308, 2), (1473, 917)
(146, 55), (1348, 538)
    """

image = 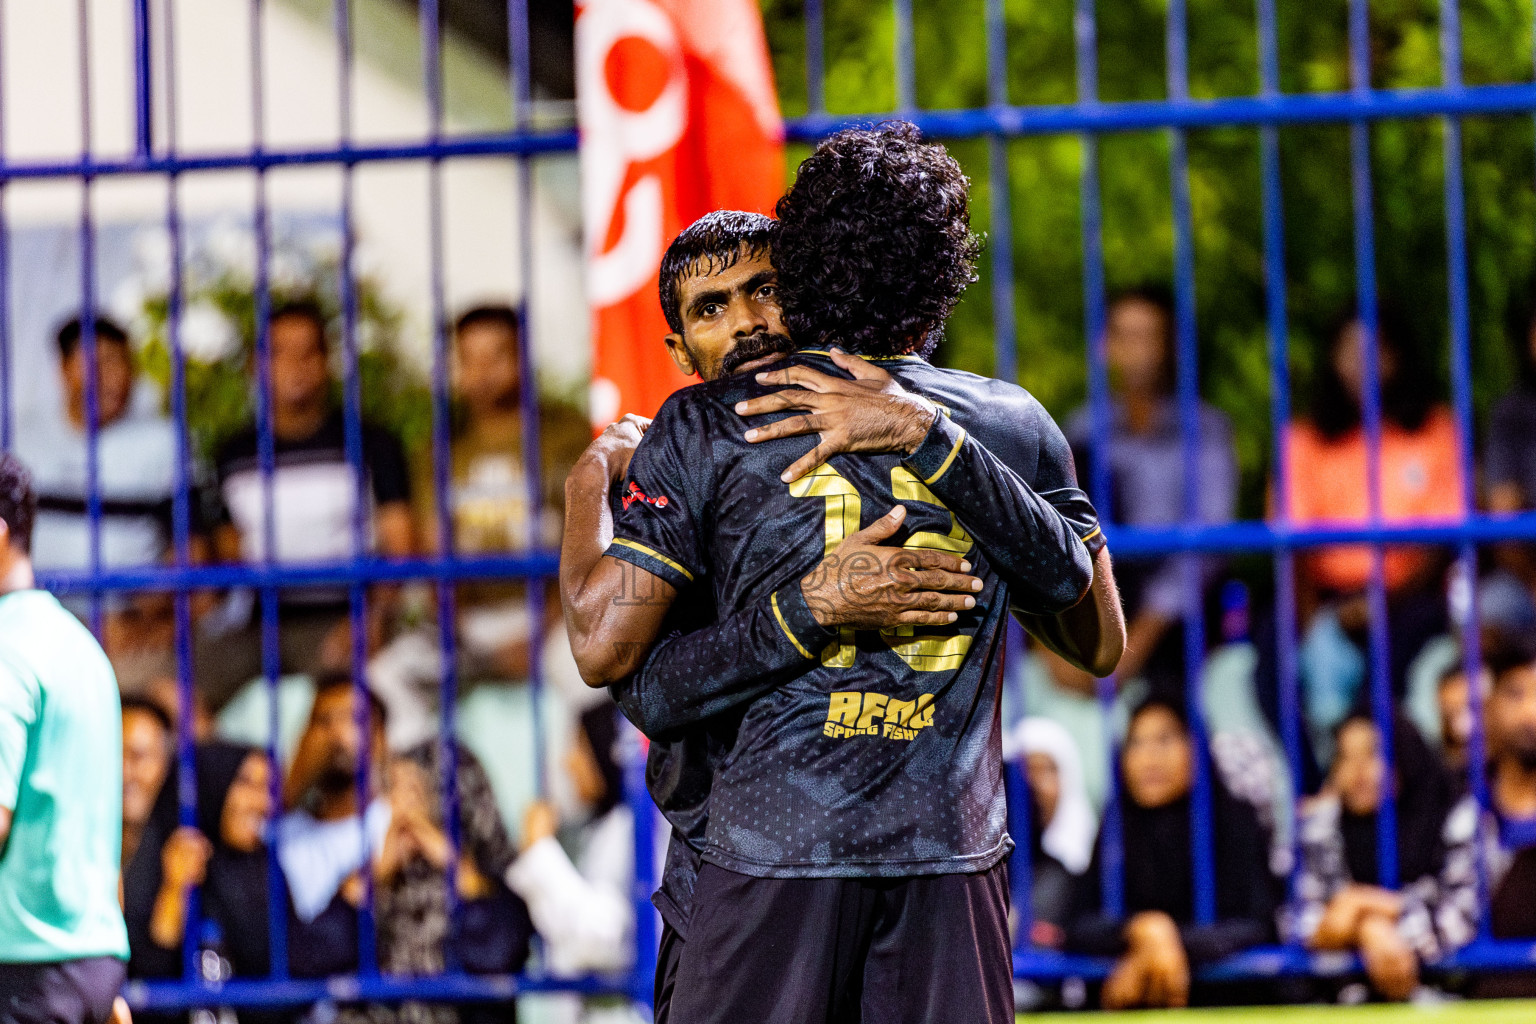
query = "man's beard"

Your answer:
(1509, 734), (1536, 773)
(718, 330), (795, 378)
(316, 765), (357, 796)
